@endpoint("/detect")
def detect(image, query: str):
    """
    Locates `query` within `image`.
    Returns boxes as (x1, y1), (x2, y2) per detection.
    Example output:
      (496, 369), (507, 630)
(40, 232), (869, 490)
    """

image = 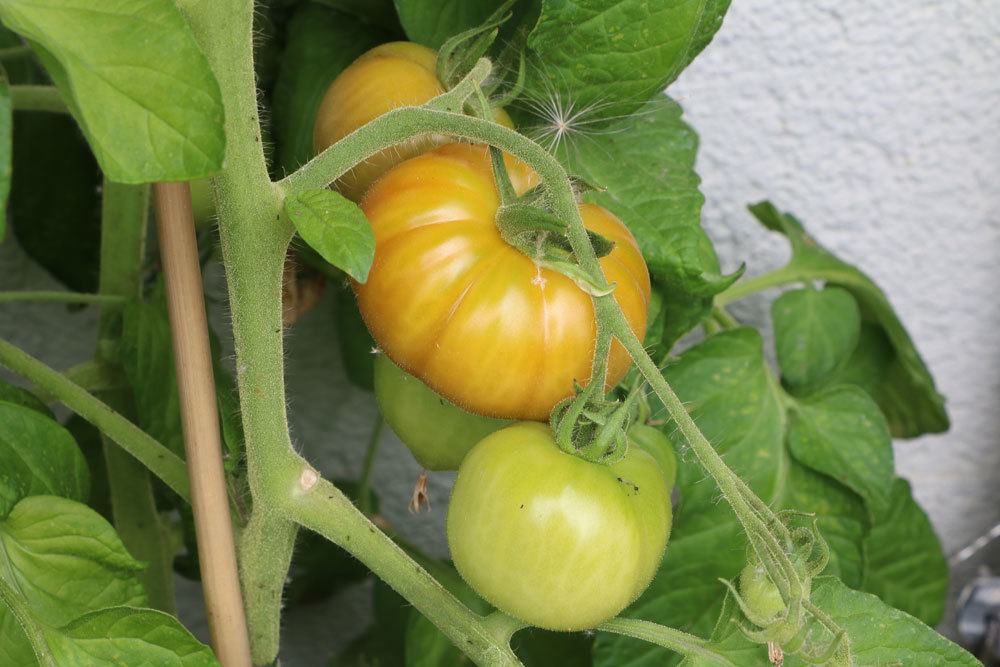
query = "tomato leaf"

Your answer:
(120, 294), (185, 458)
(42, 606), (218, 666)
(862, 478), (948, 626)
(315, 0), (403, 33)
(271, 3), (392, 175)
(521, 0), (731, 122)
(787, 386), (895, 519)
(0, 377), (51, 417)
(748, 201), (948, 438)
(772, 287), (861, 390)
(285, 189), (376, 283)
(554, 96), (738, 353)
(0, 401), (89, 518)
(395, 0), (508, 49)
(802, 577), (977, 666)
(0, 496), (147, 665)
(0, 0), (225, 183)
